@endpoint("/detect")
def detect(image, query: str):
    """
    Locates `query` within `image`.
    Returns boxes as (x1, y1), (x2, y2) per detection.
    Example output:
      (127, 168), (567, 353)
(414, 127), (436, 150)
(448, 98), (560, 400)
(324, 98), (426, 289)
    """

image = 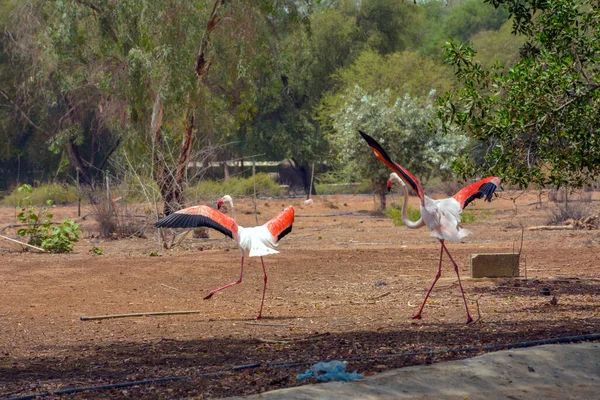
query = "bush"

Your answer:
(315, 181), (372, 195)
(1, 183), (79, 207)
(548, 203), (594, 225)
(384, 203), (478, 226)
(186, 173), (281, 200)
(384, 204), (423, 227)
(41, 219), (81, 253)
(15, 184), (81, 253)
